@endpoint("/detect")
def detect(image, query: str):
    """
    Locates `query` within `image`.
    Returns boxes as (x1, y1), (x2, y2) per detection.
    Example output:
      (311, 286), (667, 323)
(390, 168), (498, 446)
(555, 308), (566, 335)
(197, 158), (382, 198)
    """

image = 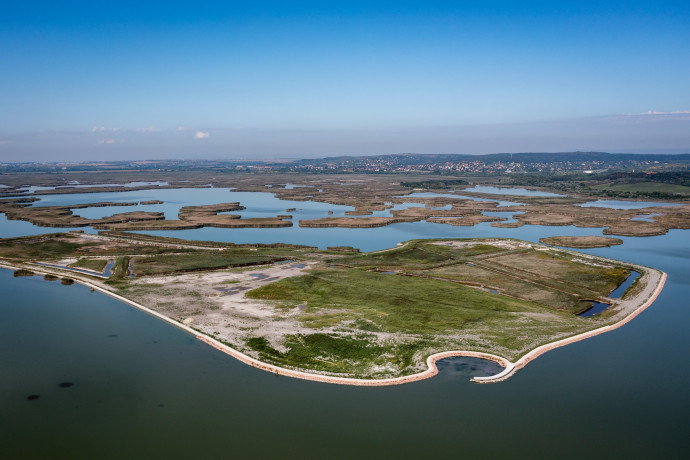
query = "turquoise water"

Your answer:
(2, 188), (690, 457)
